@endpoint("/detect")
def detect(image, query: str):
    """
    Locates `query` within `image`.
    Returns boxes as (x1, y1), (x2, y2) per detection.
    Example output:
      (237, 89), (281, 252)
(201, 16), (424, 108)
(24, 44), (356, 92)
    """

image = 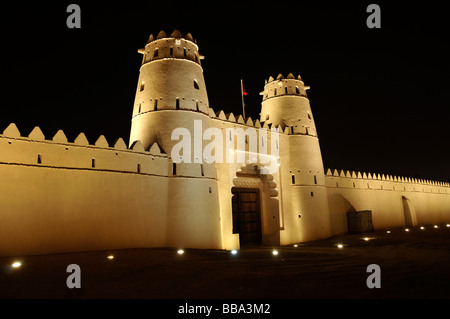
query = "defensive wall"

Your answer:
(1, 105), (449, 256)
(325, 168), (450, 236)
